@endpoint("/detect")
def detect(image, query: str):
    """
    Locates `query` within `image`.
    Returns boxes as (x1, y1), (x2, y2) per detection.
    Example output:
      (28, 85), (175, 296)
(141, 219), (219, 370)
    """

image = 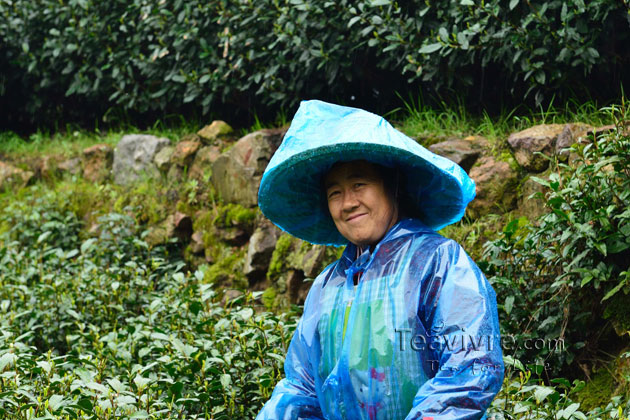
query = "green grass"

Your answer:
(240, 109), (290, 136)
(391, 96), (629, 147)
(0, 109), (294, 160)
(1, 98), (628, 162)
(0, 119), (201, 159)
